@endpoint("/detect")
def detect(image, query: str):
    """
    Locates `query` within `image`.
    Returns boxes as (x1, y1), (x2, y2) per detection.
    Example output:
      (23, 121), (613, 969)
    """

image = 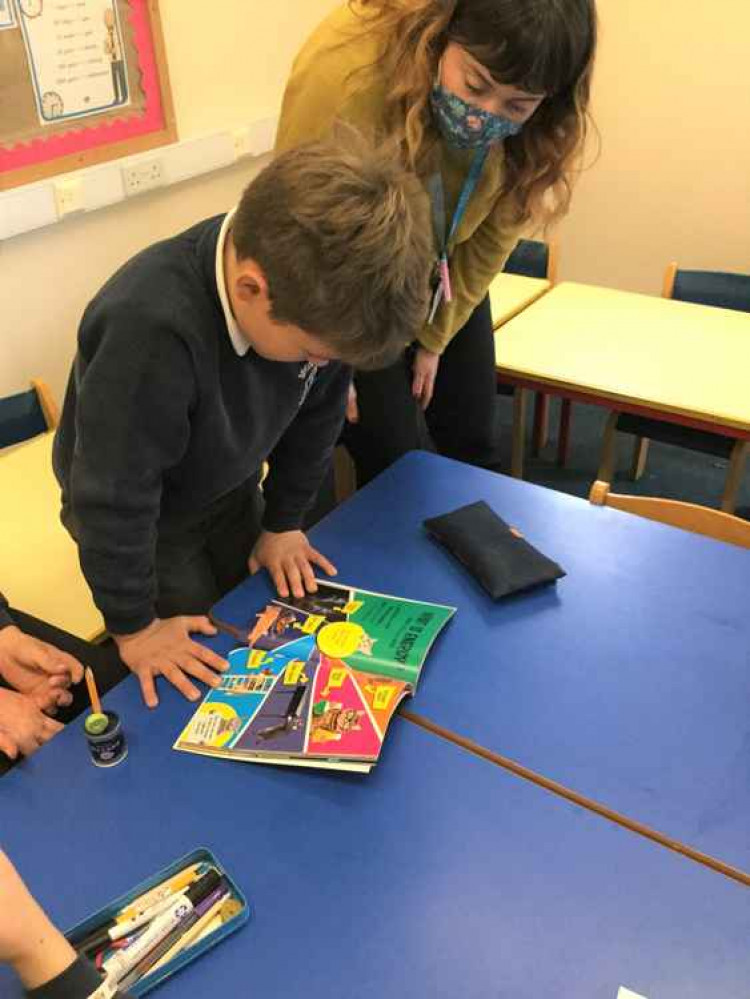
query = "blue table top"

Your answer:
(1, 675), (748, 998)
(212, 452), (750, 875)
